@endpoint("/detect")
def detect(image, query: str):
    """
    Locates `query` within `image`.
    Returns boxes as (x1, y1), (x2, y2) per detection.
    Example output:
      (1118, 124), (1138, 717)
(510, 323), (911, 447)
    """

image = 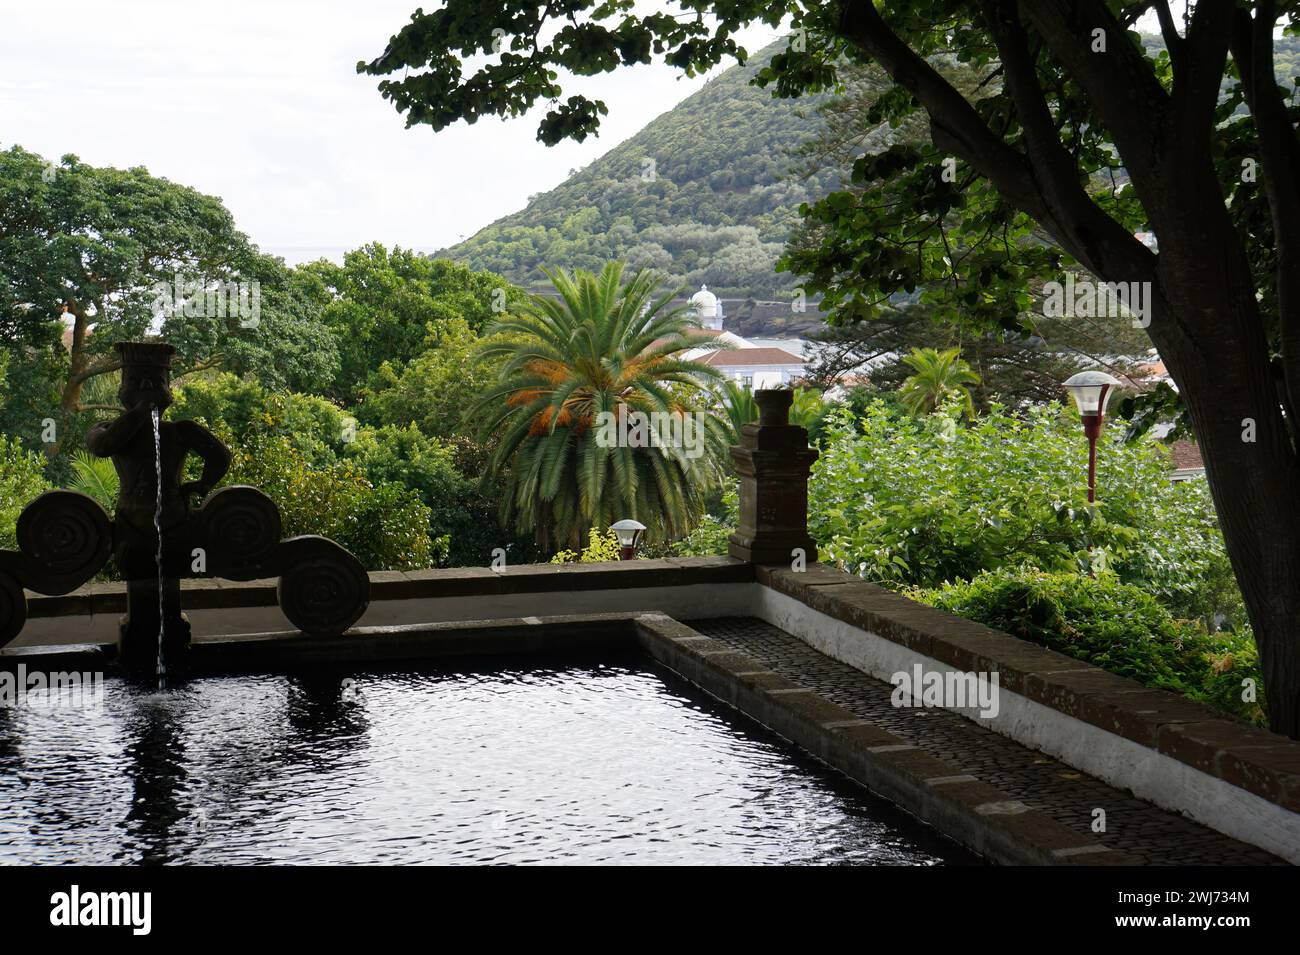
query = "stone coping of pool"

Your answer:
(22, 557), (753, 617)
(13, 556), (1300, 860)
(752, 564), (1300, 816)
